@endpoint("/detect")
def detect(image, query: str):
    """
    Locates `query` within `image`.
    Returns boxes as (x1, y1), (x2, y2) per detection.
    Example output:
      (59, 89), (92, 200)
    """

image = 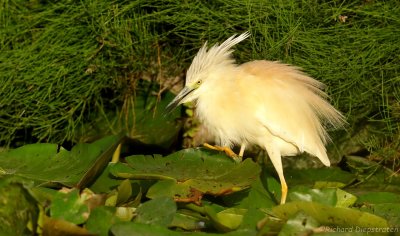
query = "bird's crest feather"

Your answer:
(186, 32), (250, 83)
